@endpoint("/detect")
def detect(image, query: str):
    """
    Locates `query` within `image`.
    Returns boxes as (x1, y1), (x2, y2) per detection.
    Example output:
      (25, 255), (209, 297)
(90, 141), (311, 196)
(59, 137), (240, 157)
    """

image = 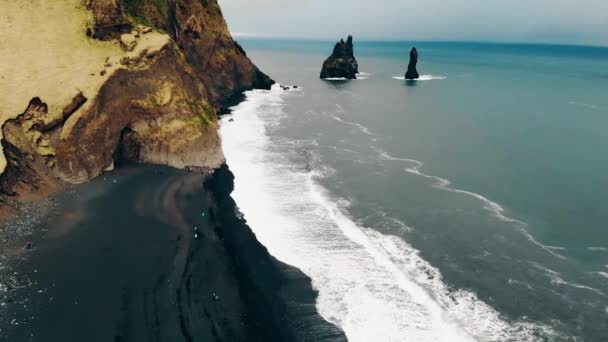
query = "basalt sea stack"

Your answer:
(405, 47), (420, 80)
(320, 35), (359, 79)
